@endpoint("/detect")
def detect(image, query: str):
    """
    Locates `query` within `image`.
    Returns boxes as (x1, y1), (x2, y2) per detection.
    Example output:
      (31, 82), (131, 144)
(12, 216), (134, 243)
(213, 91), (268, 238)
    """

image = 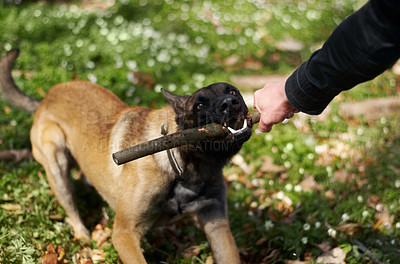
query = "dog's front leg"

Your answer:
(112, 214), (147, 264)
(198, 210), (241, 264)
